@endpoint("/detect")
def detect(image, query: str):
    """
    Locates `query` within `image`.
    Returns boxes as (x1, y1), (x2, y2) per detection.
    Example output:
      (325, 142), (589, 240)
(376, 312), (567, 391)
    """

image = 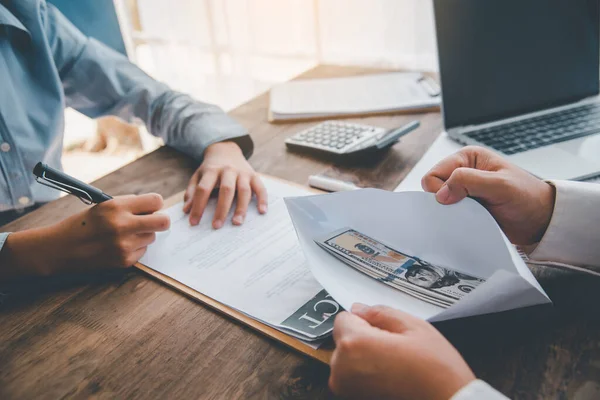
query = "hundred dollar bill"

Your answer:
(315, 228), (485, 307)
(322, 249), (453, 308)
